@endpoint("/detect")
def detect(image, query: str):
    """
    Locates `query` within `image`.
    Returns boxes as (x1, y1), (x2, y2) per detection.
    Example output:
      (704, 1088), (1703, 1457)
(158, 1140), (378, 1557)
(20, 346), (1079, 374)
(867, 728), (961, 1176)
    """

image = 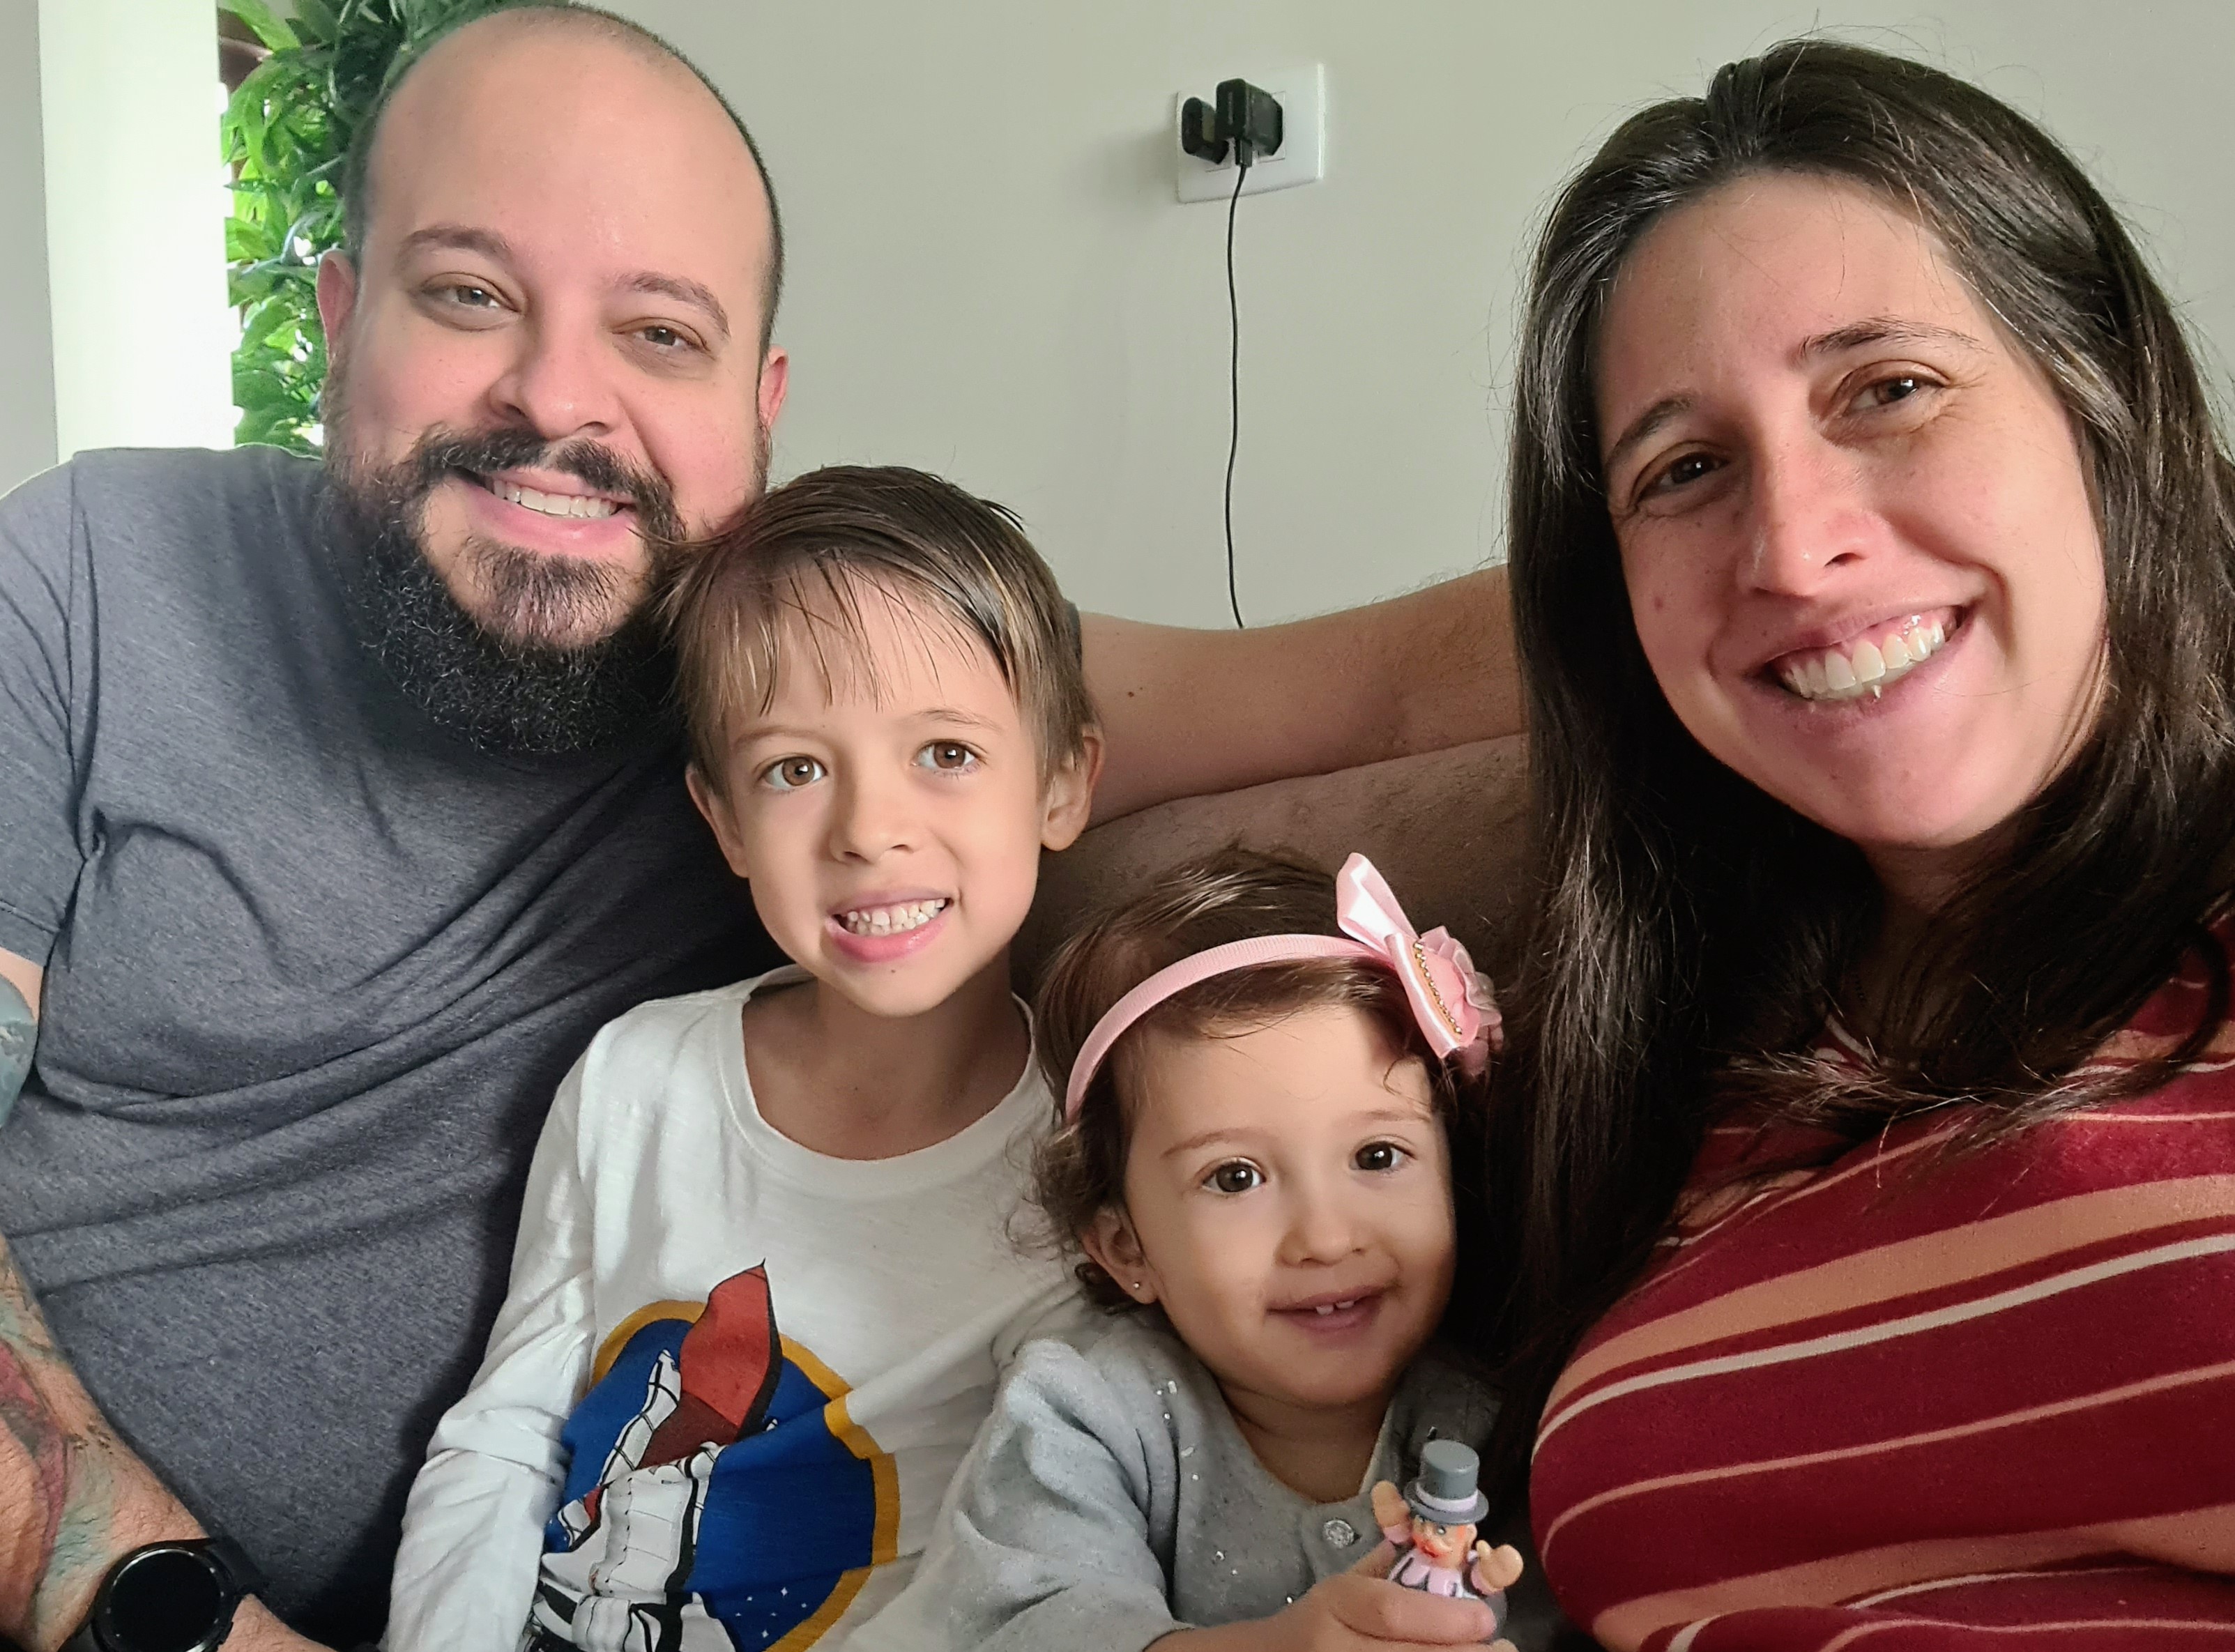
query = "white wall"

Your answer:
(0, 0), (56, 494)
(38, 0), (234, 460)
(622, 1), (2235, 627)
